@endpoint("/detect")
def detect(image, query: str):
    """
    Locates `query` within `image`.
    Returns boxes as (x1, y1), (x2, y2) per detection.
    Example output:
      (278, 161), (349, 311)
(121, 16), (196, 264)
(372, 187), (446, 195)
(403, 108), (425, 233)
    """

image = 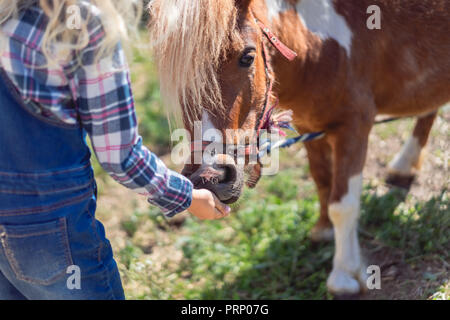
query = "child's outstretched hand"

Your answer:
(188, 189), (231, 220)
